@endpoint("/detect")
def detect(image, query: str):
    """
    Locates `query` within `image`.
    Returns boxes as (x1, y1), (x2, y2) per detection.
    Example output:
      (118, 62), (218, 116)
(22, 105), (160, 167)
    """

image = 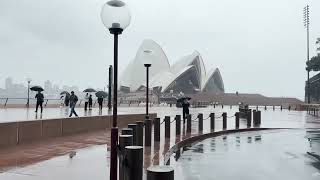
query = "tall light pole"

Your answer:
(101, 1), (131, 179)
(27, 79), (32, 108)
(304, 5), (310, 104)
(143, 49), (152, 118)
